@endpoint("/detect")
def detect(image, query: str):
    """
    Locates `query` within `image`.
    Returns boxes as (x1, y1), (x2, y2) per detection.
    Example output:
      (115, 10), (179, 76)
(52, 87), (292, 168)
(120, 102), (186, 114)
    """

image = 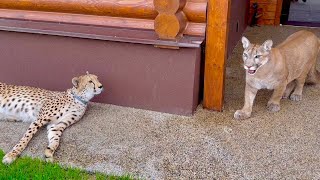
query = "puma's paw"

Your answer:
(2, 152), (17, 165)
(234, 110), (251, 120)
(267, 103), (281, 112)
(290, 94), (302, 101)
(282, 93), (290, 99)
